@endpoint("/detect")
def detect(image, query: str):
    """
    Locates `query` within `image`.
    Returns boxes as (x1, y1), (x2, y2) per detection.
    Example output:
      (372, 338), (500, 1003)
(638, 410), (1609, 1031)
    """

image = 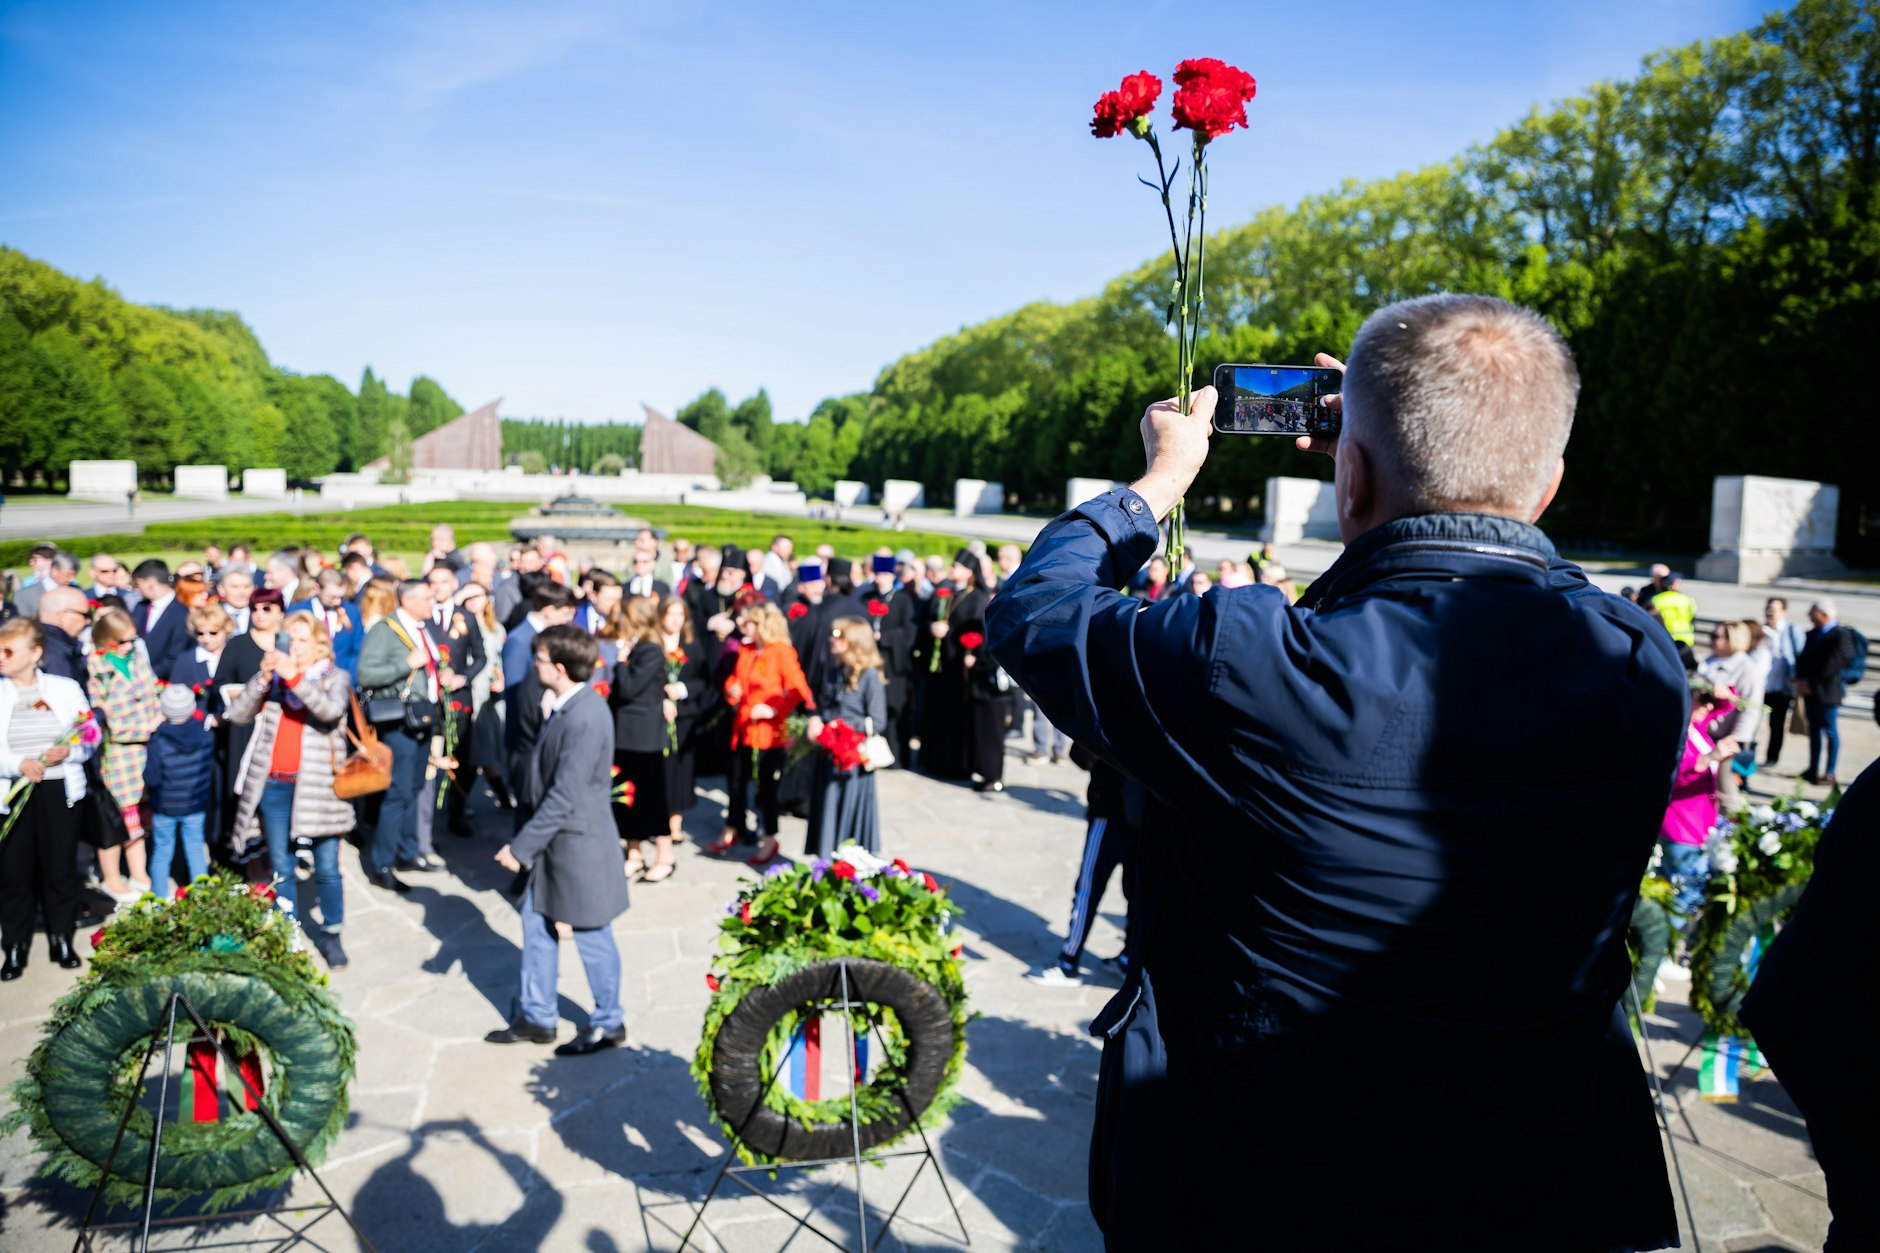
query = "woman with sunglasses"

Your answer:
(168, 602), (237, 844)
(0, 618), (99, 979)
(218, 587), (287, 861)
(87, 607), (163, 899)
